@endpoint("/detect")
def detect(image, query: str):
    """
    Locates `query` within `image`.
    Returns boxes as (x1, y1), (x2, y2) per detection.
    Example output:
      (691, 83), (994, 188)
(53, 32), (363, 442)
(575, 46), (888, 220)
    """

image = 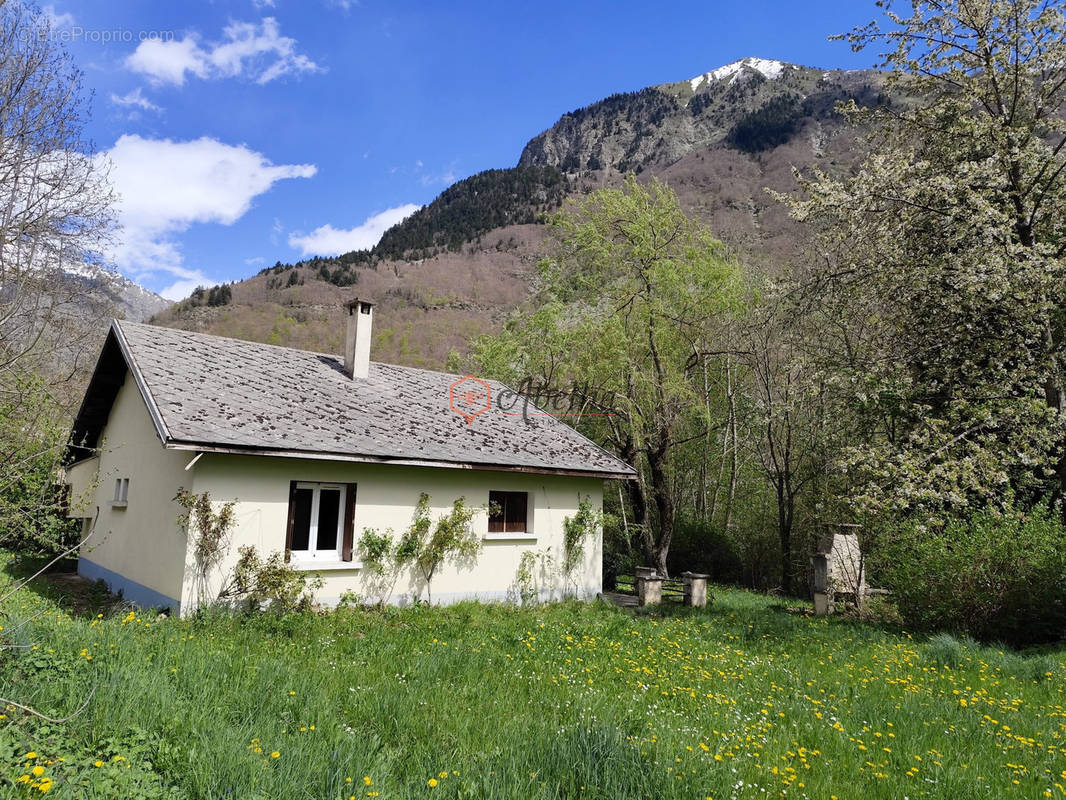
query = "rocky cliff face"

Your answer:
(519, 58), (887, 173)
